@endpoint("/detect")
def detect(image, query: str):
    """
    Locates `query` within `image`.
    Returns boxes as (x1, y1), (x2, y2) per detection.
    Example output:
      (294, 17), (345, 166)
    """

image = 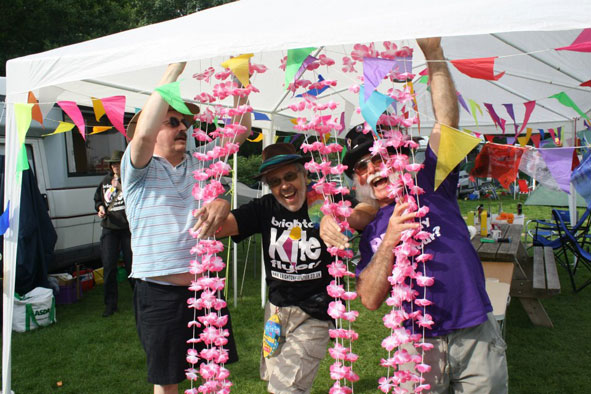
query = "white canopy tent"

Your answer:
(4, 0), (591, 391)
